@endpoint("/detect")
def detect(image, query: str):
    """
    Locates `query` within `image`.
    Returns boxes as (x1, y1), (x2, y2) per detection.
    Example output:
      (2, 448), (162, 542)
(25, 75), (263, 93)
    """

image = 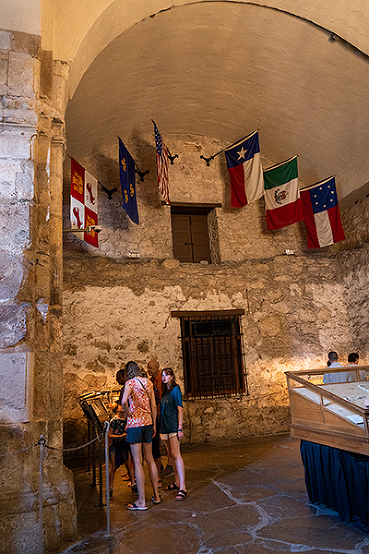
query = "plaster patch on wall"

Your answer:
(0, 350), (34, 423)
(36, 298), (49, 323)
